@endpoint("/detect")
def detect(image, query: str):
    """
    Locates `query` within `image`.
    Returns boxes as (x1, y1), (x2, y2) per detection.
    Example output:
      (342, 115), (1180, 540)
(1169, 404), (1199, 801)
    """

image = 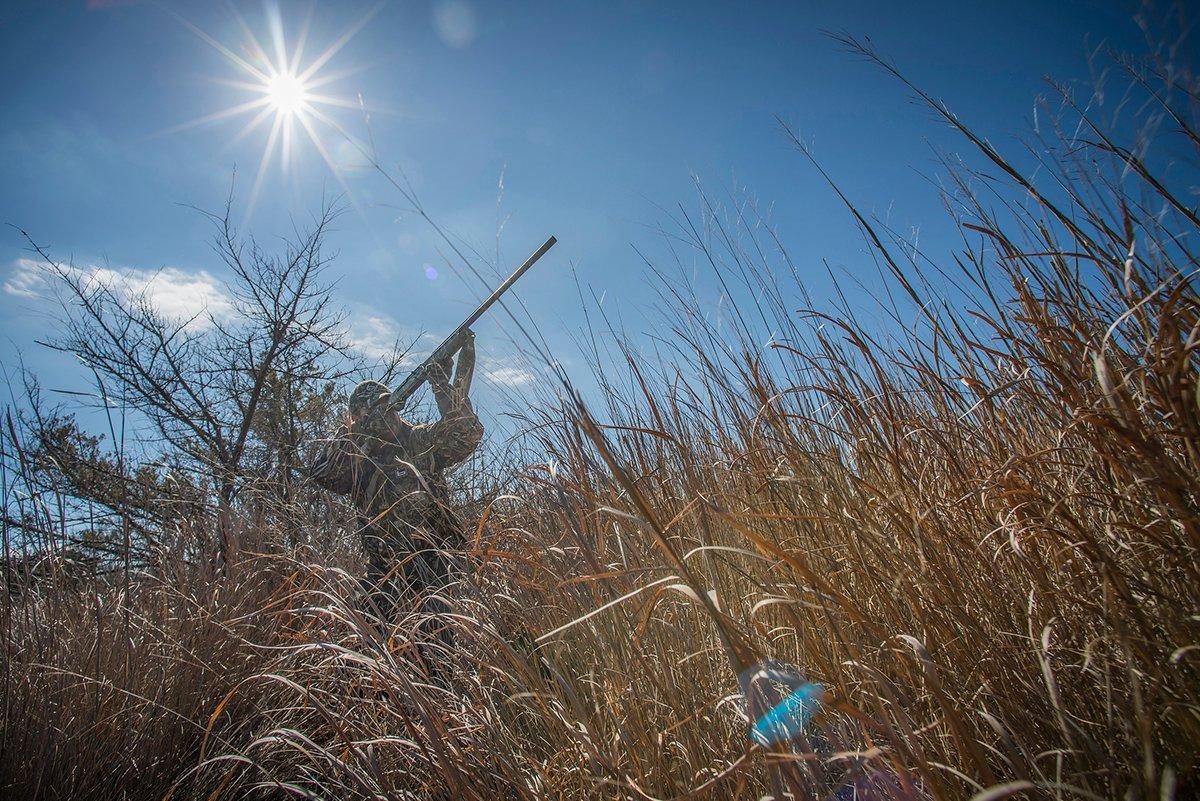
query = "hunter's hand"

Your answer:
(453, 330), (476, 397)
(458, 328), (475, 355)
